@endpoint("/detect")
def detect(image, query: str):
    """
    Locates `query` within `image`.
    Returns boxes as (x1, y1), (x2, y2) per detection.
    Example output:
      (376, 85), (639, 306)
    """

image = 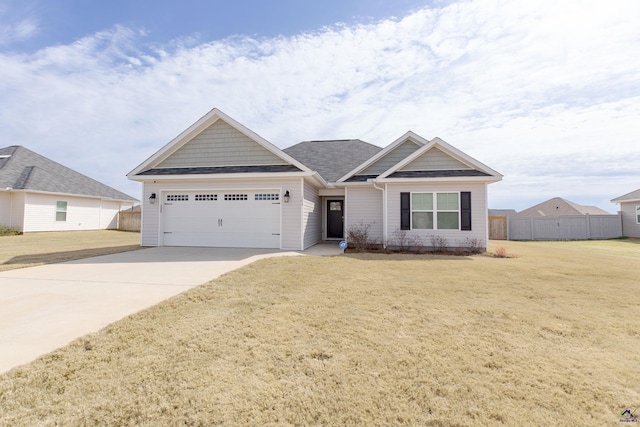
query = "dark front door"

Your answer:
(327, 200), (344, 238)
